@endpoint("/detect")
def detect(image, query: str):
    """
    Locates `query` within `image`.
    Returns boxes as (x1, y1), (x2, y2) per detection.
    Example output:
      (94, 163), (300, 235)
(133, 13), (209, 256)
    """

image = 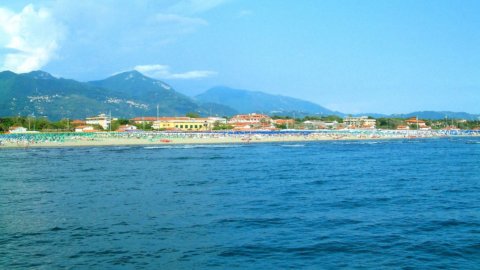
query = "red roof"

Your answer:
(131, 117), (191, 122)
(274, 119), (295, 124)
